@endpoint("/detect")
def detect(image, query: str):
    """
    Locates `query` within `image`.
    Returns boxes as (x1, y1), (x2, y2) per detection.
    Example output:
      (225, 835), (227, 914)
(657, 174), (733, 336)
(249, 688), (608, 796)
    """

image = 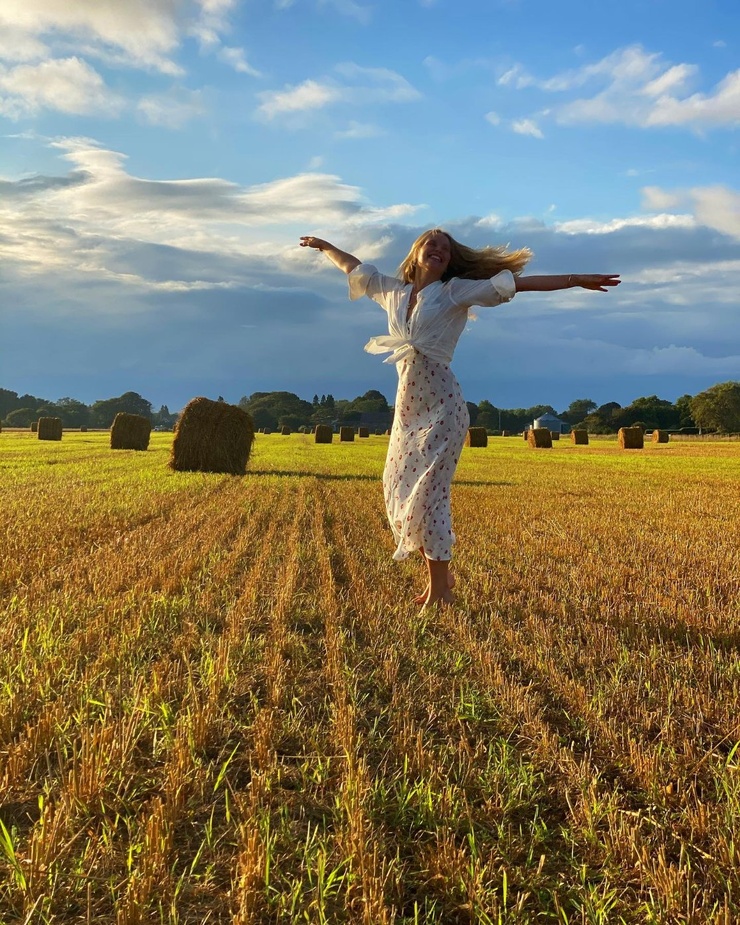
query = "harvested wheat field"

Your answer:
(1, 430), (740, 923)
